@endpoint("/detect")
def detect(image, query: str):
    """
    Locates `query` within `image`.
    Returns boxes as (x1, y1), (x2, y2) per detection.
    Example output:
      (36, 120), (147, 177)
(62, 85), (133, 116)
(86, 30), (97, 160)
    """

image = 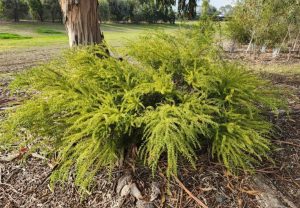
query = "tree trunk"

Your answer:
(14, 9), (19, 22)
(39, 12), (44, 22)
(51, 10), (55, 23)
(59, 0), (103, 47)
(13, 0), (19, 22)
